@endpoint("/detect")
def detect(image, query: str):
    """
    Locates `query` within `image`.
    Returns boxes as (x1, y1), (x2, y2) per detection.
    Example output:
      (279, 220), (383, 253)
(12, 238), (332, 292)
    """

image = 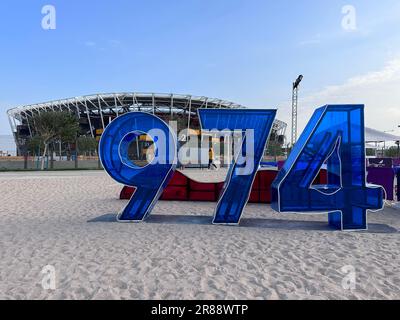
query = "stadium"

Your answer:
(6, 92), (287, 157)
